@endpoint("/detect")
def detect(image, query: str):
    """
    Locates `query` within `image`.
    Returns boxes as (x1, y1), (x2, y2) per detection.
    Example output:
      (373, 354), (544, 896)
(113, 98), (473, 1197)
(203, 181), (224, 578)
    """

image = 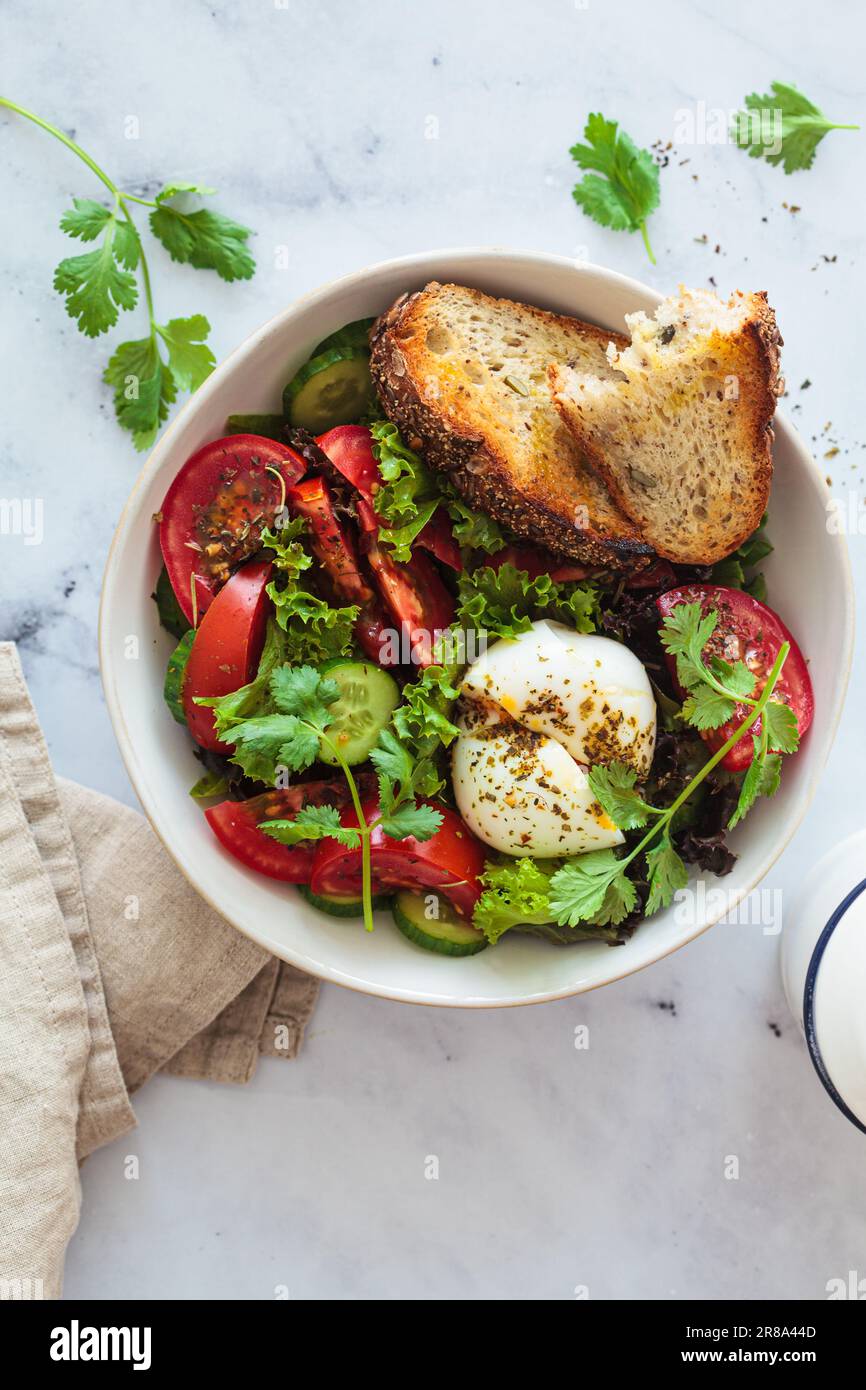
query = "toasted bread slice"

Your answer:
(550, 288), (782, 565)
(369, 282), (653, 569)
